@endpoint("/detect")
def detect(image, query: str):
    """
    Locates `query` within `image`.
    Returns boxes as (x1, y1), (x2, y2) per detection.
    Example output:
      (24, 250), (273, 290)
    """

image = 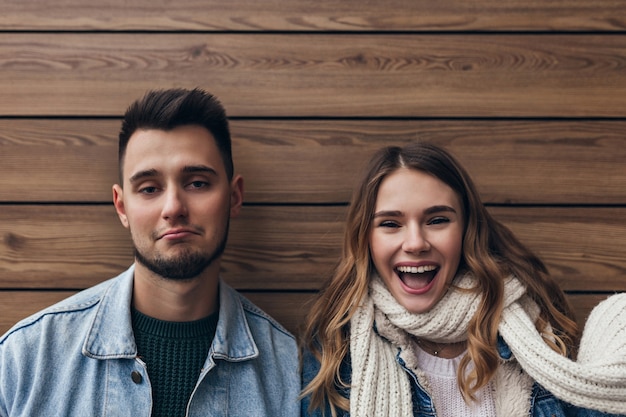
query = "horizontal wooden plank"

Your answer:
(2, 34), (626, 117)
(2, 0), (626, 32)
(0, 205), (341, 290)
(0, 291), (76, 336)
(0, 290), (616, 338)
(1, 205), (625, 292)
(489, 207), (626, 292)
(2, 119), (626, 205)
